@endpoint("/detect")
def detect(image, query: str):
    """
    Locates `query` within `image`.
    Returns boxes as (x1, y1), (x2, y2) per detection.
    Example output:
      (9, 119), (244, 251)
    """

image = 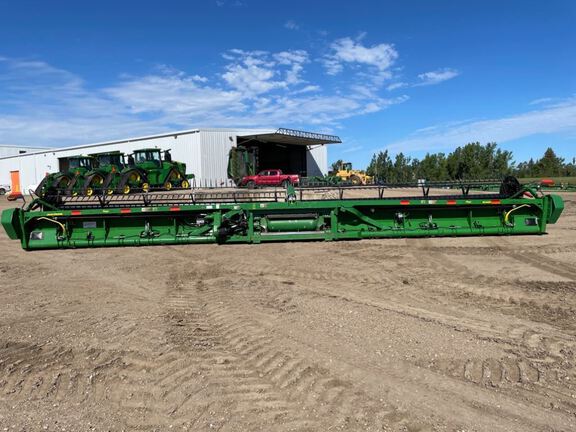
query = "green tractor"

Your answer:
(81, 151), (127, 196)
(115, 148), (191, 194)
(35, 155), (96, 197)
